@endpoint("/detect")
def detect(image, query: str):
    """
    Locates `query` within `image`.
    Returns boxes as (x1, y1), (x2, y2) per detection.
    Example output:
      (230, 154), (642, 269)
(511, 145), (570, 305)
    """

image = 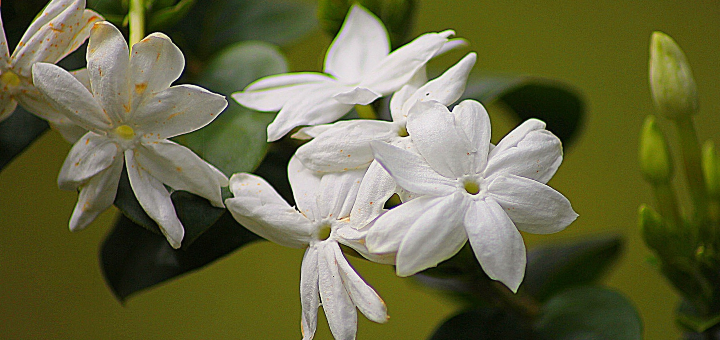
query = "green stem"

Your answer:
(355, 104), (377, 120)
(674, 116), (708, 224)
(654, 182), (682, 229)
(128, 0), (145, 47)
